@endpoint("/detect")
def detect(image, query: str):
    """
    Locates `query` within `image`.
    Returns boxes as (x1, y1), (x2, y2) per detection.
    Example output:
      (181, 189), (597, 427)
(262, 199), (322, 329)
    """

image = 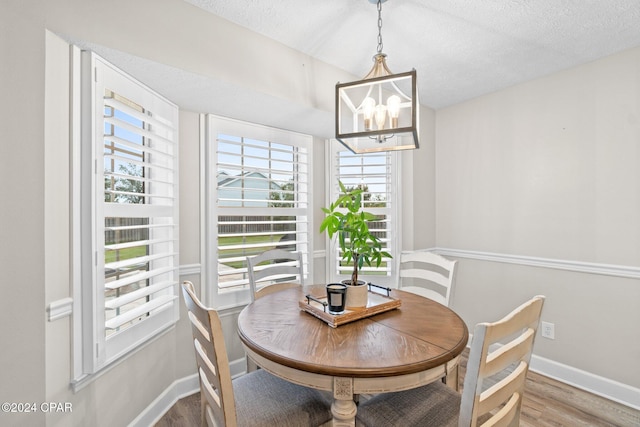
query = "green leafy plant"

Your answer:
(320, 181), (392, 286)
